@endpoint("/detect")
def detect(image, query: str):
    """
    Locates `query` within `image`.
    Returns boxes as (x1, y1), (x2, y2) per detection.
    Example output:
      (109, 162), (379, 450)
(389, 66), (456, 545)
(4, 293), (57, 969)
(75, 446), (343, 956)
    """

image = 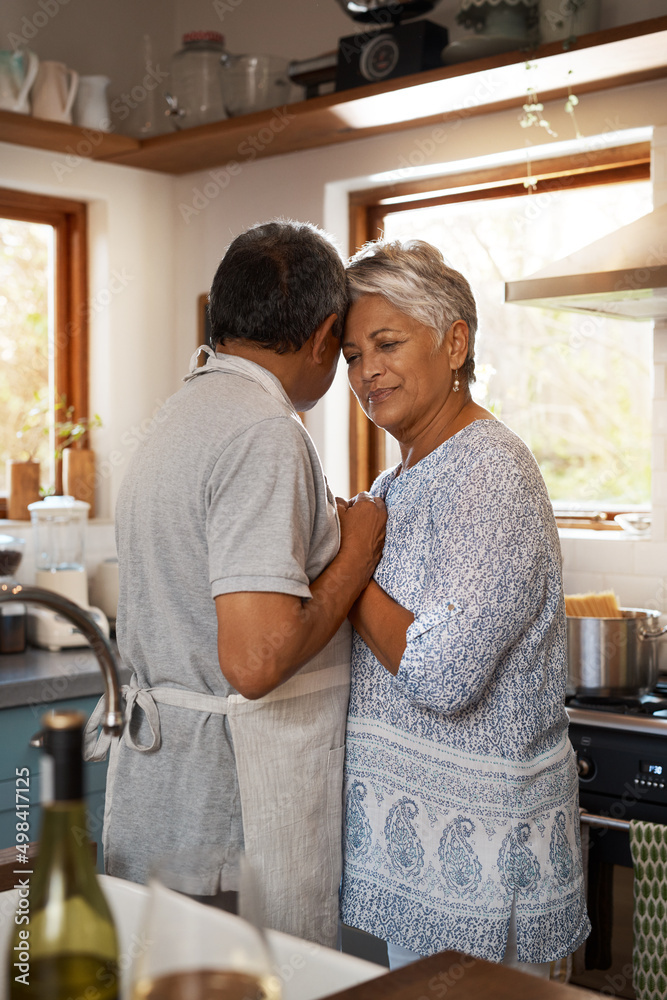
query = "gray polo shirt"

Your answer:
(104, 358), (340, 883)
